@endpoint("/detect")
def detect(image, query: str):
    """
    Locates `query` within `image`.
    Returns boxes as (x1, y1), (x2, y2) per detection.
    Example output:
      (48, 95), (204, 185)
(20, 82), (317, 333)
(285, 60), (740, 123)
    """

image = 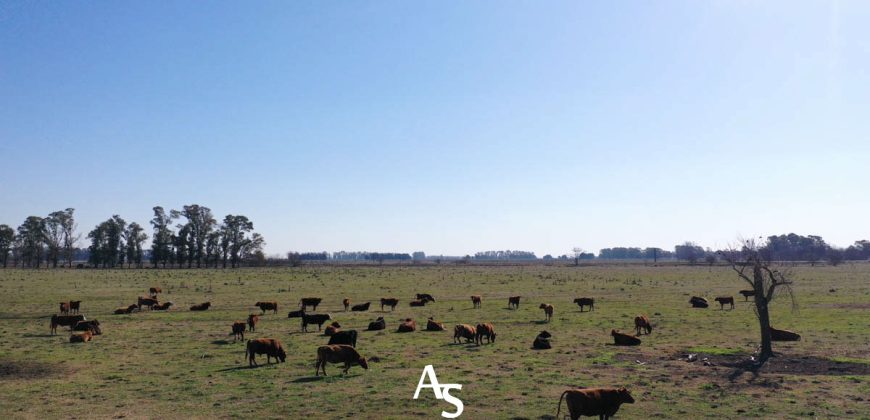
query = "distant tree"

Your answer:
(0, 224), (14, 268)
(222, 215), (254, 268)
(55, 208), (79, 268)
(287, 252), (303, 267)
(124, 222), (148, 268)
(205, 231), (222, 268)
(44, 212), (65, 268)
(177, 204), (216, 268)
(543, 254), (553, 260)
(675, 242), (704, 264)
(827, 248), (844, 266)
(150, 207), (176, 268)
(17, 216), (46, 268)
(705, 254), (716, 266)
(88, 216), (126, 268)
